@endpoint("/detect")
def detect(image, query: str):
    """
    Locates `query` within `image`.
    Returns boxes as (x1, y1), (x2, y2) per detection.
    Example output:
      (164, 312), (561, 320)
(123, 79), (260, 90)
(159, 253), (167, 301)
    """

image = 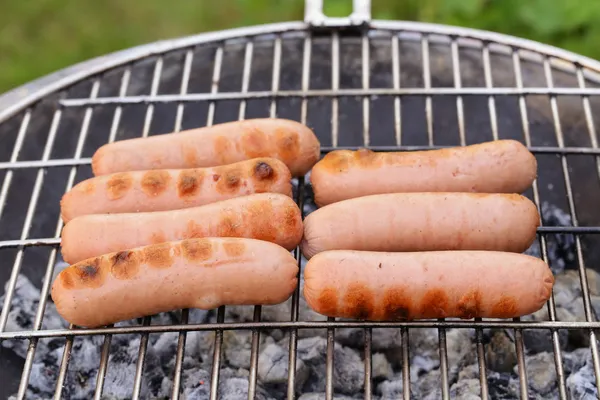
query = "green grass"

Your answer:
(2, 0), (600, 93)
